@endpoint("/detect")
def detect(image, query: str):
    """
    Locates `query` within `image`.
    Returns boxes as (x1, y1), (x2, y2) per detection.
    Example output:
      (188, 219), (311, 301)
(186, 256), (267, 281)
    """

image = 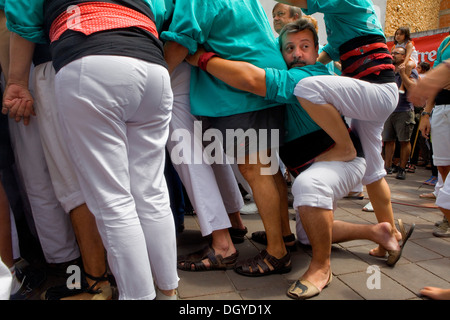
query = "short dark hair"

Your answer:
(279, 18), (319, 50)
(418, 61), (431, 72)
